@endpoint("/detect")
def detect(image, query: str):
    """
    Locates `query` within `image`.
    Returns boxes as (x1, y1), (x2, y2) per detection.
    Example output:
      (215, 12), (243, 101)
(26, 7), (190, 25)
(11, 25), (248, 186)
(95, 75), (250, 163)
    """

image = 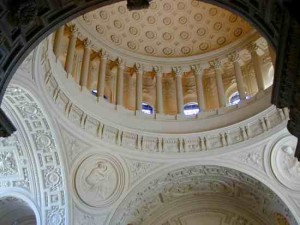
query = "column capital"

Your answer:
(99, 49), (108, 60)
(227, 52), (240, 62)
(247, 42), (258, 53)
(117, 58), (125, 69)
(135, 63), (144, 74)
(70, 25), (78, 34)
(191, 64), (204, 76)
(153, 66), (163, 77)
(172, 66), (183, 77)
(83, 39), (92, 48)
(209, 59), (222, 69)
